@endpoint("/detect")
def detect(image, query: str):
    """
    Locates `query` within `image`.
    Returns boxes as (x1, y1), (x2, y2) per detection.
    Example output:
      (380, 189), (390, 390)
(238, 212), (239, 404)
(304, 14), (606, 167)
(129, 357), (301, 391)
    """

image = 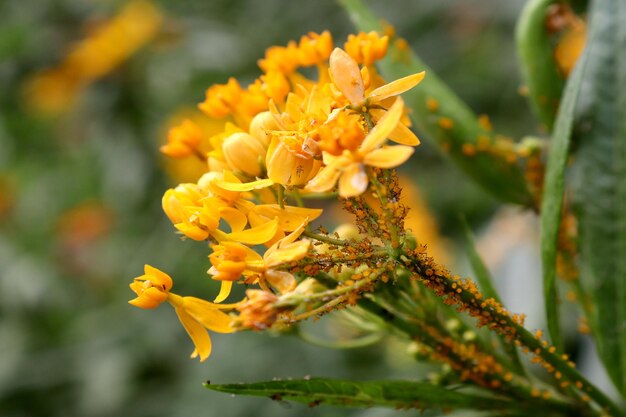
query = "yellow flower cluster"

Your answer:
(23, 1), (162, 114)
(131, 31), (425, 361)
